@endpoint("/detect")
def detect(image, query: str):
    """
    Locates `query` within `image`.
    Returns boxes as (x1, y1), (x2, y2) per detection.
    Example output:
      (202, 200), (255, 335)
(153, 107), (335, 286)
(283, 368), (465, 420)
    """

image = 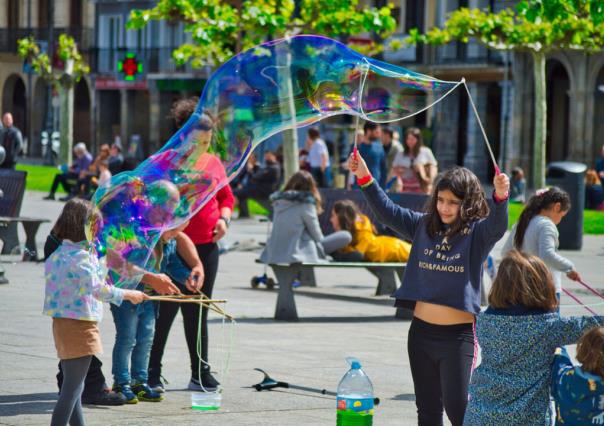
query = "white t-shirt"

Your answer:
(392, 146), (437, 169)
(308, 138), (330, 168)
